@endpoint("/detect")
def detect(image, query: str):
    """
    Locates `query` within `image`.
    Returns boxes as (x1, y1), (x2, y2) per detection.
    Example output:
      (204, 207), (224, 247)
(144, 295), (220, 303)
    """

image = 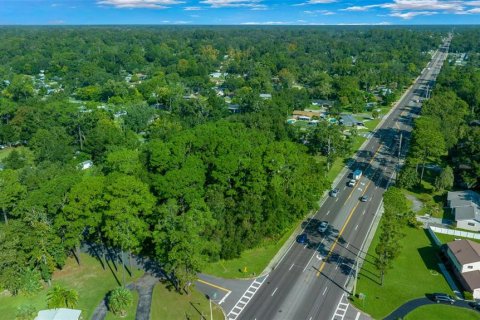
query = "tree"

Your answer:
(411, 116), (446, 183)
(0, 170), (26, 224)
(30, 127), (73, 164)
(47, 285), (79, 309)
(108, 287), (133, 317)
(397, 165), (418, 190)
(435, 166), (454, 191)
(4, 75), (34, 101)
